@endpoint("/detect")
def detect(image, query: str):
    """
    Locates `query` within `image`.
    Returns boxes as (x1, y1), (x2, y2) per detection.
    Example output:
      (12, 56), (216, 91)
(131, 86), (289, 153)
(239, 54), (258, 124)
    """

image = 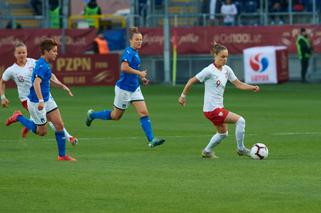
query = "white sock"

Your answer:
(204, 132), (228, 152)
(48, 122), (72, 140)
(235, 117), (246, 150)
